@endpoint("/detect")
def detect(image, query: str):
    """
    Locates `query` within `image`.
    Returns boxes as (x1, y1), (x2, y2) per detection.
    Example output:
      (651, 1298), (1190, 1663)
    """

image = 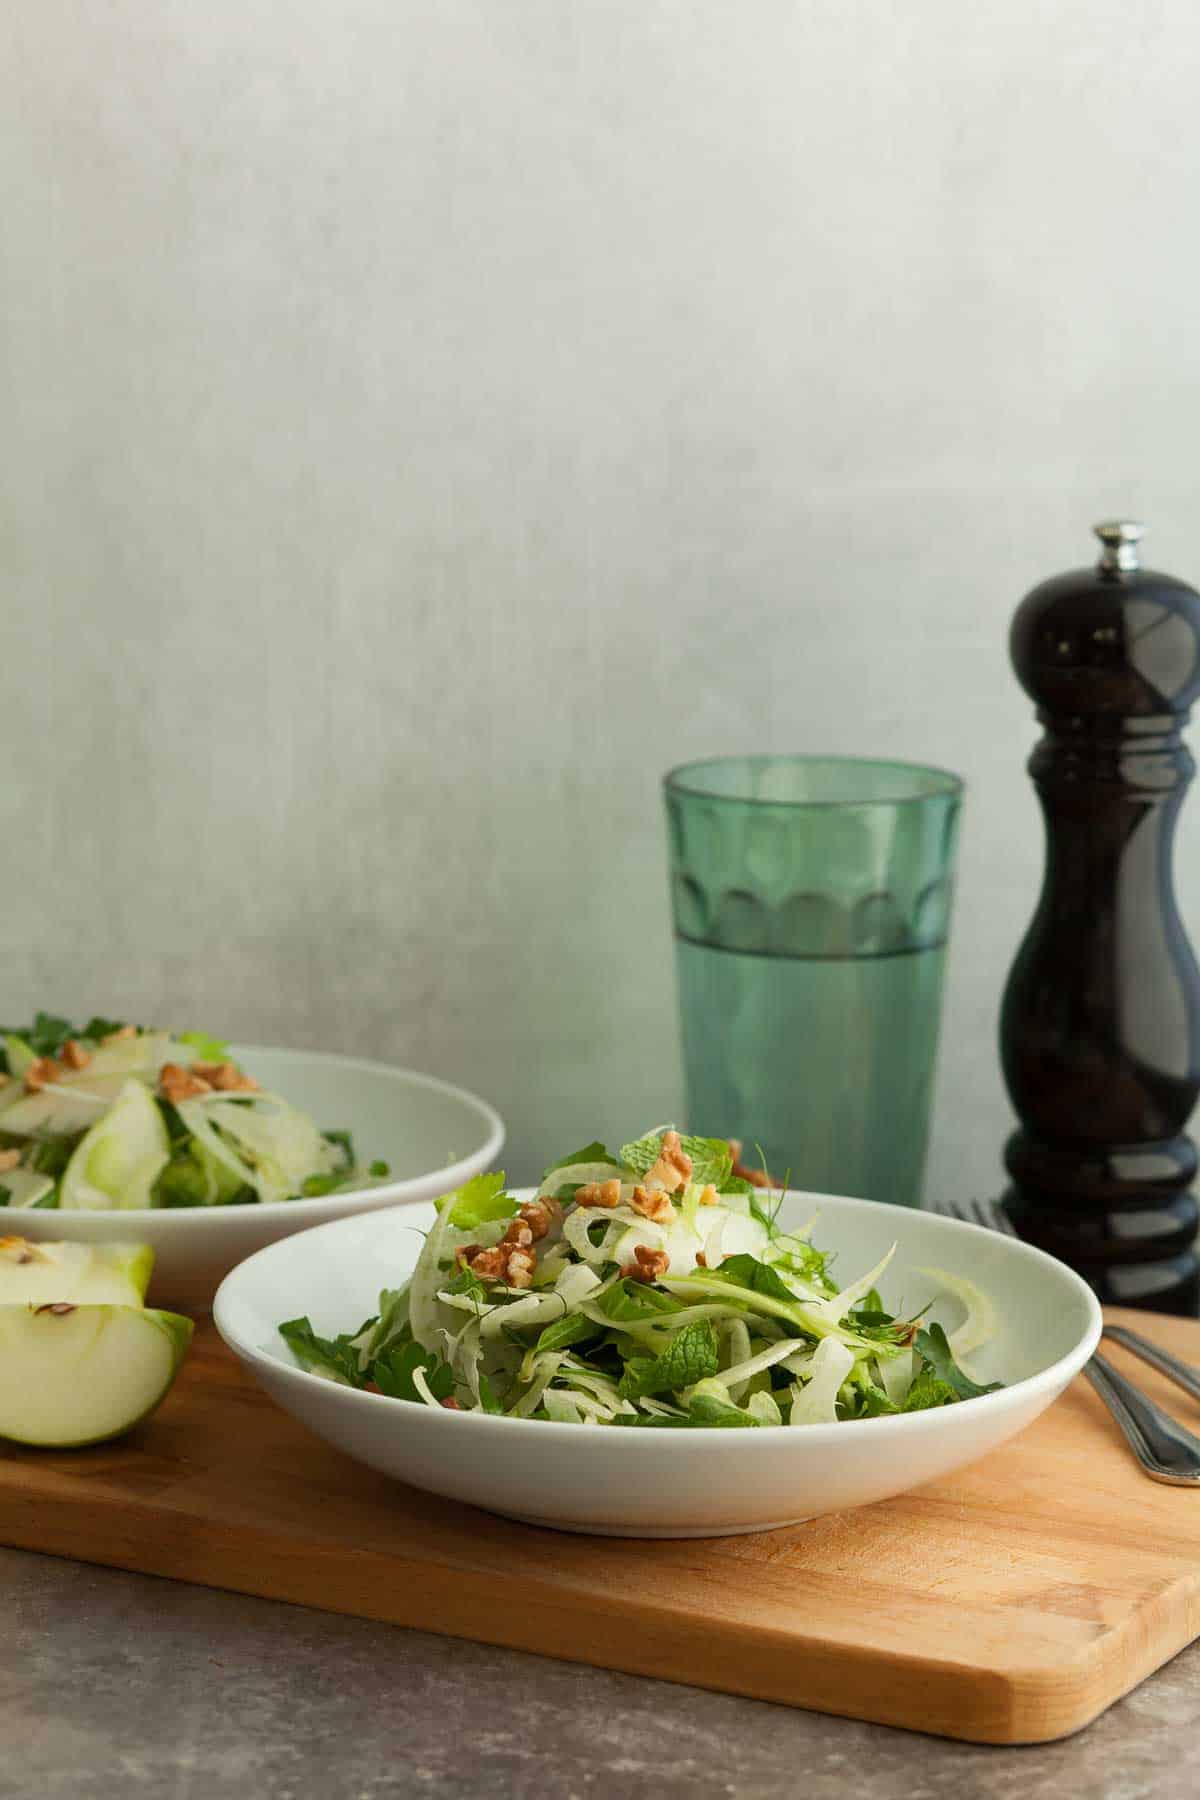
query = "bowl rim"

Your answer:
(44, 1044), (505, 1221)
(214, 1186), (1103, 1443)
